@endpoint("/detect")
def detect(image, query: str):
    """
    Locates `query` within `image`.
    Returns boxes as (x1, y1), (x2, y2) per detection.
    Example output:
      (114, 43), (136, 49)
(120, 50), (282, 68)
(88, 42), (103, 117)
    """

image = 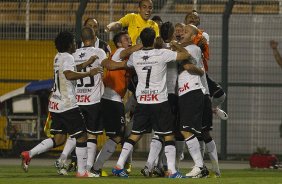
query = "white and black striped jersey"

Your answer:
(72, 47), (107, 105)
(48, 52), (78, 112)
(178, 44), (204, 96)
(127, 48), (177, 104)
